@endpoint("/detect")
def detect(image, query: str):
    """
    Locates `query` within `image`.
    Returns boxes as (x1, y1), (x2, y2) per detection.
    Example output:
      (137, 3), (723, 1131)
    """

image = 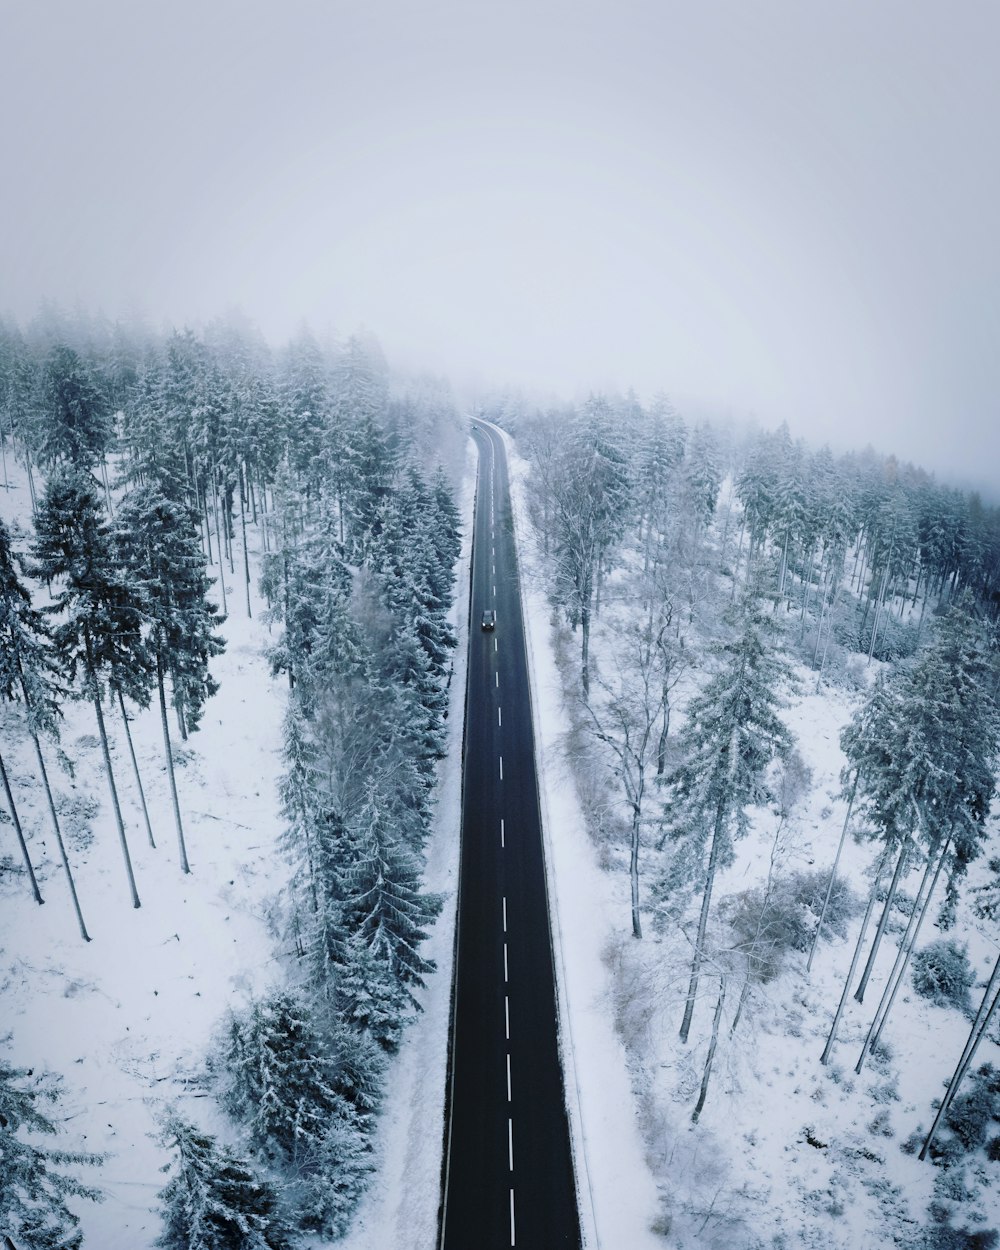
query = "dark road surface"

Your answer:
(439, 422), (581, 1250)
